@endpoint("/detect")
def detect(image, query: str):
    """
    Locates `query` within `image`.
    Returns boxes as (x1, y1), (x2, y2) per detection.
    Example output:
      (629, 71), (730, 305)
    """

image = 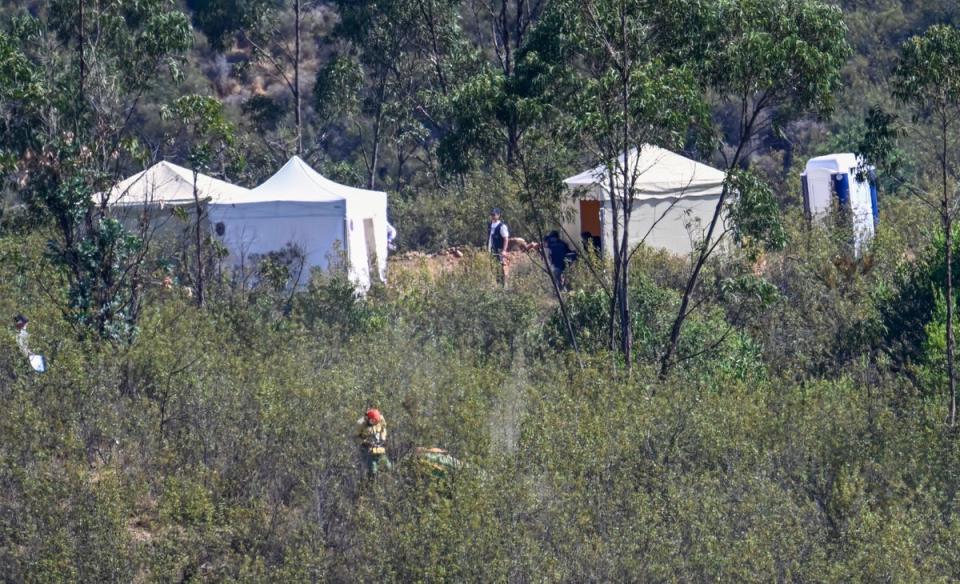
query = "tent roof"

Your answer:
(564, 146), (726, 199)
(105, 156), (388, 216)
(229, 156), (387, 209)
(104, 161), (250, 207)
